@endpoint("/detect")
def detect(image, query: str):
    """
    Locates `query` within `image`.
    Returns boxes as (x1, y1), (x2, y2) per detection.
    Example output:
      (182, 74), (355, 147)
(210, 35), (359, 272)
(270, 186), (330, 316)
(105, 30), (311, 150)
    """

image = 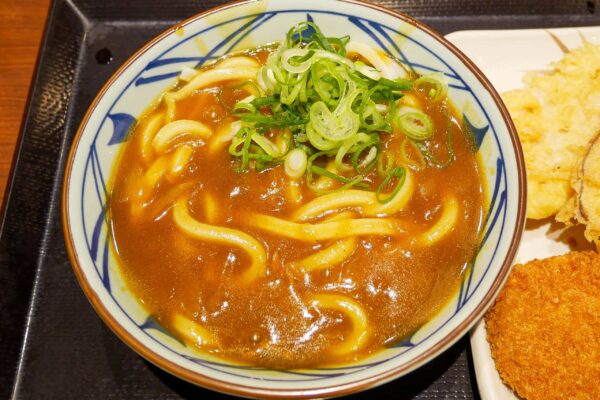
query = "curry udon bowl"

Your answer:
(63, 0), (525, 397)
